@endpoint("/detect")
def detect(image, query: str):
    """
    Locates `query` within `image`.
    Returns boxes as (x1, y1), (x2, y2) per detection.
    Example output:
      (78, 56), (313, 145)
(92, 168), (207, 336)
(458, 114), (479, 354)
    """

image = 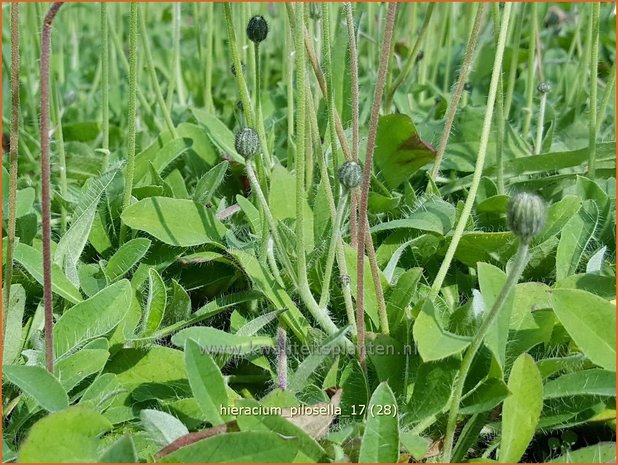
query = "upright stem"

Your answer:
(596, 64), (616, 134)
(345, 3), (360, 247)
(4, 3), (20, 342)
(492, 4), (506, 194)
(522, 3), (537, 138)
(138, 5), (177, 138)
(442, 241), (530, 462)
(119, 3), (138, 245)
(429, 4), (486, 181)
(253, 43), (273, 171)
(50, 82), (67, 234)
(364, 220), (389, 335)
(430, 4), (512, 301)
(588, 3), (600, 178)
(100, 2), (110, 170)
(504, 4), (524, 119)
(204, 3), (214, 113)
(534, 92), (547, 155)
(224, 3), (254, 128)
(320, 3), (340, 182)
(385, 3), (434, 111)
(357, 3), (398, 369)
(319, 192), (348, 309)
(41, 1), (64, 374)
